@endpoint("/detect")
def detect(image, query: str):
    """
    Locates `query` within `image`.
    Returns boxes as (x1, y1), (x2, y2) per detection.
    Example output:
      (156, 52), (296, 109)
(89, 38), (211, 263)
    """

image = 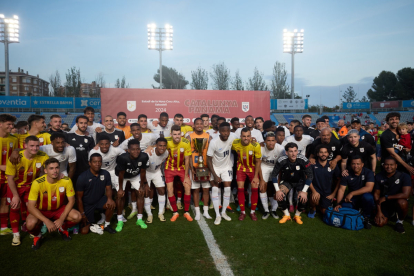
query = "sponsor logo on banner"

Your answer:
(81, 100), (88, 107)
(127, 101), (136, 112)
(242, 102), (249, 112)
